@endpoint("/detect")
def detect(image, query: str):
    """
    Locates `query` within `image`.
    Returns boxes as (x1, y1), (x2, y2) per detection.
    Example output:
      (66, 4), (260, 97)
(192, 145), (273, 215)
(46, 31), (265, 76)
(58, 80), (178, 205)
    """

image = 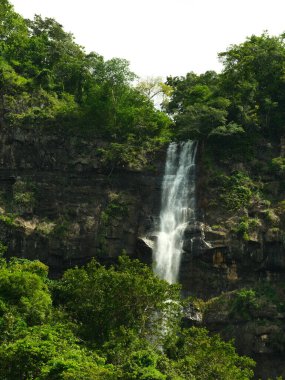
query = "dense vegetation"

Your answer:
(1, 0), (285, 168)
(166, 33), (285, 144)
(0, 0), (172, 169)
(0, 256), (254, 379)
